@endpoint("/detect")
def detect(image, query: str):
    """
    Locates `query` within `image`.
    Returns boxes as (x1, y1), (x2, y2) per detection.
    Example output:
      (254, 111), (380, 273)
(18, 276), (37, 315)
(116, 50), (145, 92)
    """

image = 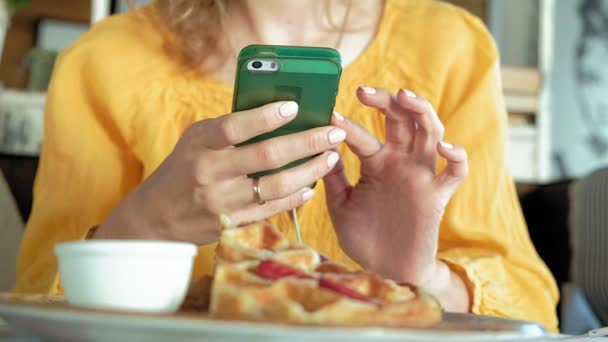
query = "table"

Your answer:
(0, 322), (41, 341)
(0, 332), (41, 341)
(1, 318), (607, 341)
